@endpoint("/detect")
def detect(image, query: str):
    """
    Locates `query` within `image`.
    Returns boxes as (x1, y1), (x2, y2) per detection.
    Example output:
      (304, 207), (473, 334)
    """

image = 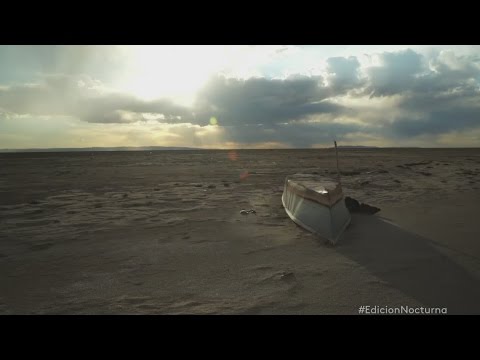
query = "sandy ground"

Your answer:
(1, 148), (480, 314)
